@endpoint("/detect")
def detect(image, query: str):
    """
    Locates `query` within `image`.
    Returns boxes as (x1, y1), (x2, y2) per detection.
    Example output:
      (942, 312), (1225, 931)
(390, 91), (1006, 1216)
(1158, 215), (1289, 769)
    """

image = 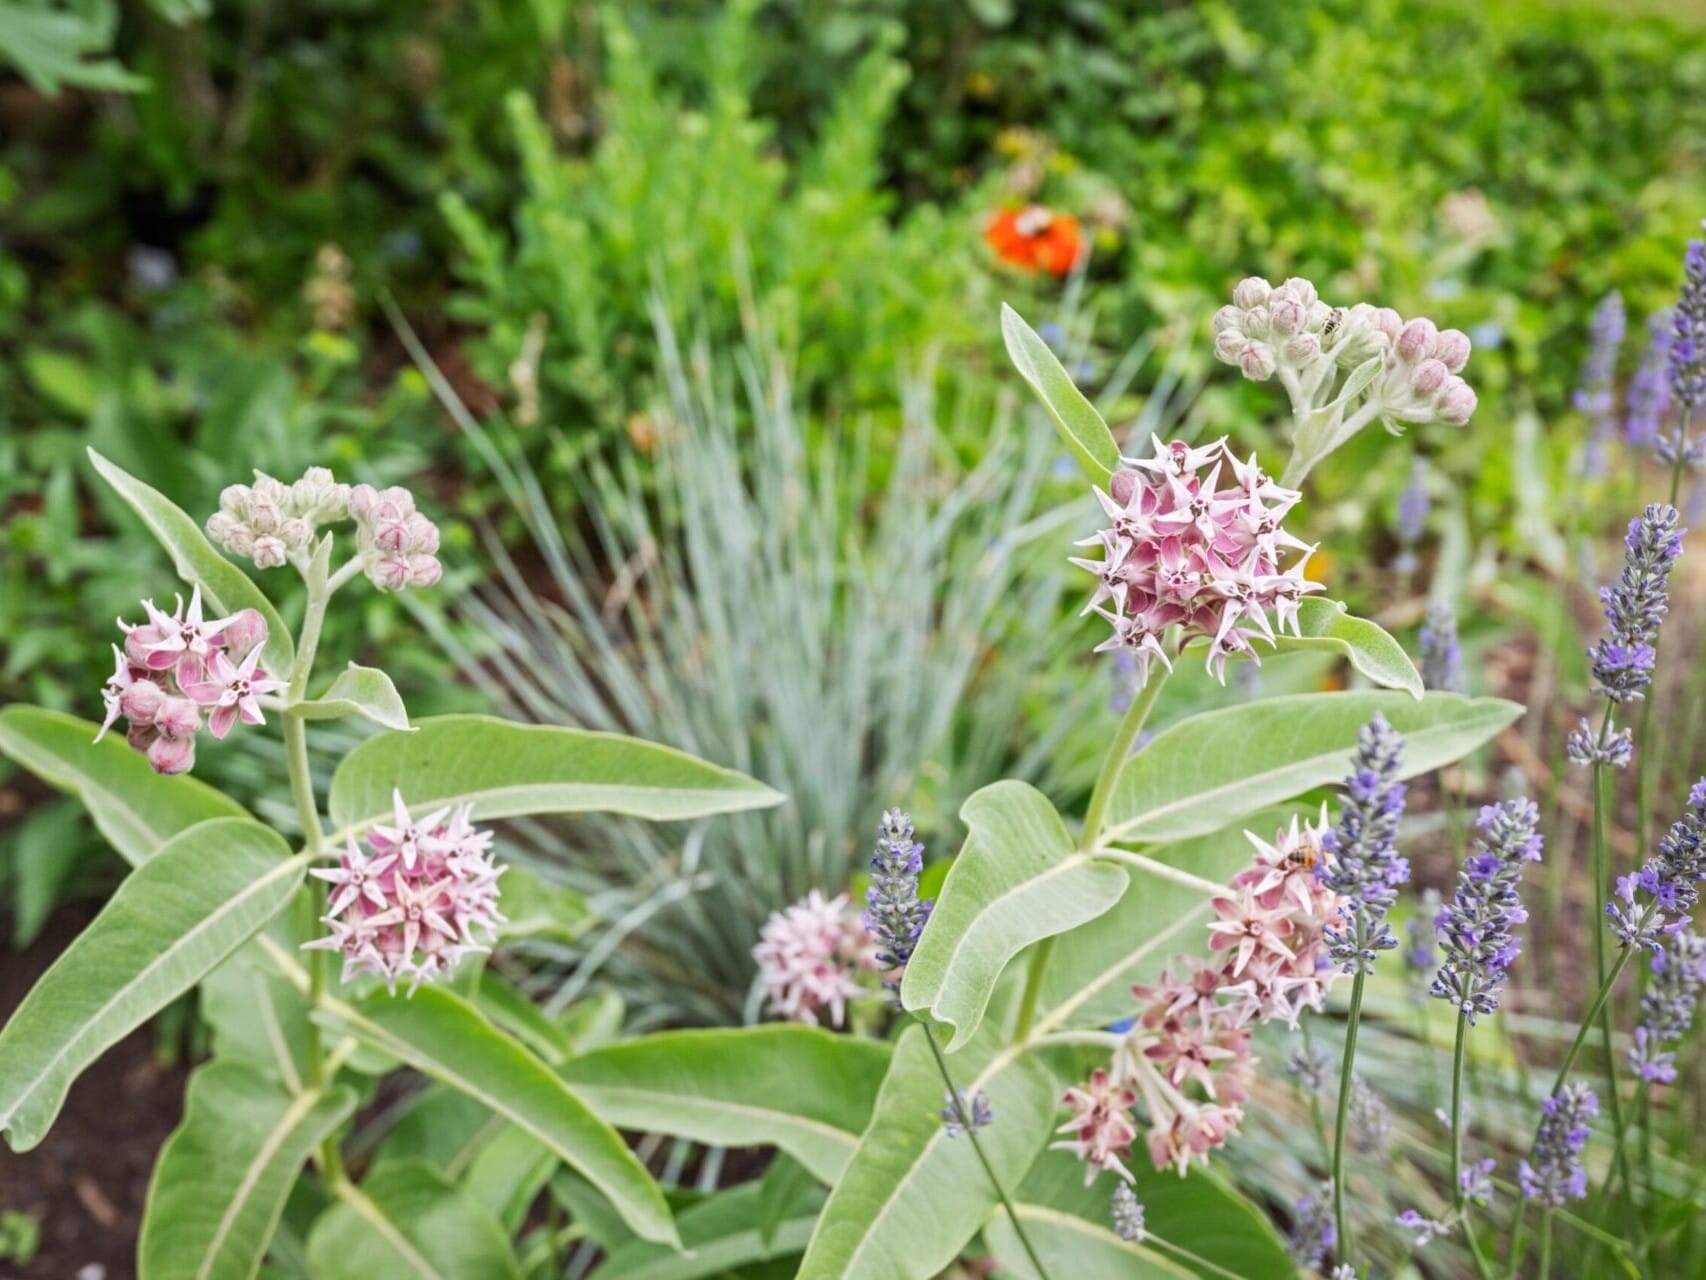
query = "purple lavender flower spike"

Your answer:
(1517, 1083), (1598, 1207)
(1575, 291), (1626, 469)
(1395, 1208), (1452, 1248)
(1419, 602), (1464, 694)
(1459, 1157), (1496, 1206)
(1627, 928), (1706, 1084)
(1587, 504), (1683, 707)
(1320, 713), (1409, 972)
(1626, 310), (1674, 448)
(1288, 1181), (1337, 1272)
(1669, 224), (1706, 413)
(1430, 797), (1543, 1022)
(1608, 779), (1706, 948)
(865, 808), (933, 979)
